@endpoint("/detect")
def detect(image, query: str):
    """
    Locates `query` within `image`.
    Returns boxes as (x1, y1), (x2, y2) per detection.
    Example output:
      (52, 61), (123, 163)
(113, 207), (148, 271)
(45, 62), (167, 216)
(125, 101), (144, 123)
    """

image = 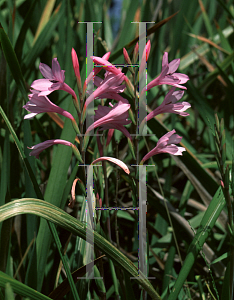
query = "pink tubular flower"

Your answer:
(91, 55), (133, 96)
(23, 90), (74, 120)
(31, 58), (77, 99)
(91, 55), (122, 75)
(85, 71), (126, 108)
(86, 52), (111, 85)
(86, 102), (131, 140)
(146, 52), (189, 92)
(28, 139), (72, 159)
(141, 130), (186, 163)
(28, 139), (83, 162)
(145, 87), (191, 121)
(133, 42), (139, 64)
